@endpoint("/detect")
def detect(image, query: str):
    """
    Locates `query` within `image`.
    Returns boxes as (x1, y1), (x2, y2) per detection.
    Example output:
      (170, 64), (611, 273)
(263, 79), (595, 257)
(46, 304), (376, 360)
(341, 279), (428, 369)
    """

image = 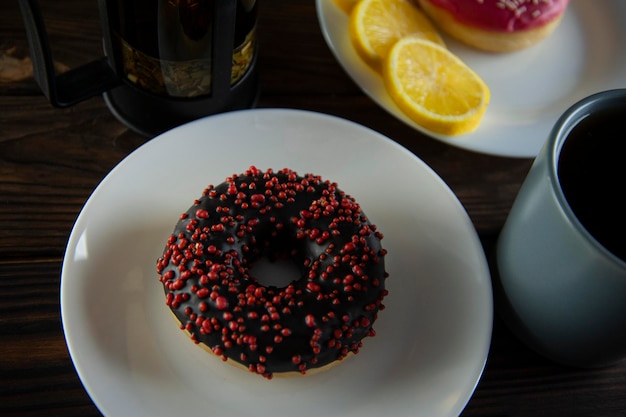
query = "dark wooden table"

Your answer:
(1, 1), (624, 416)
